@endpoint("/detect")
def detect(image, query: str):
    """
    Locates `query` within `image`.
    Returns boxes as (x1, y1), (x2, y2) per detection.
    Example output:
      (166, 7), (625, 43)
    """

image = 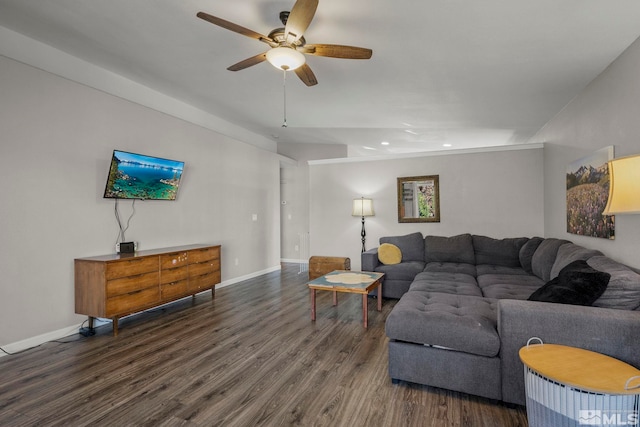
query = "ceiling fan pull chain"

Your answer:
(282, 69), (288, 127)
